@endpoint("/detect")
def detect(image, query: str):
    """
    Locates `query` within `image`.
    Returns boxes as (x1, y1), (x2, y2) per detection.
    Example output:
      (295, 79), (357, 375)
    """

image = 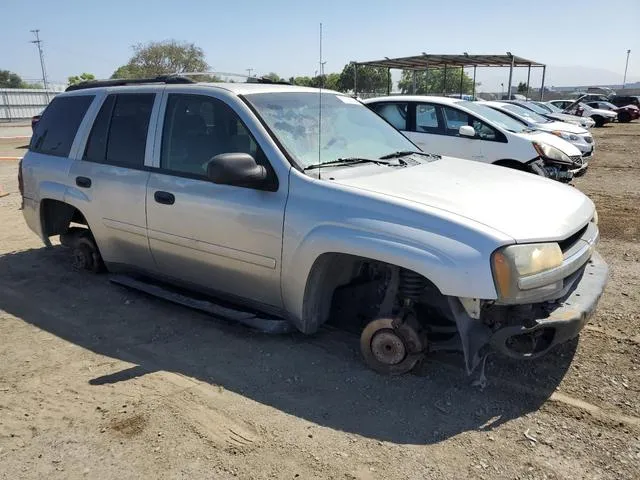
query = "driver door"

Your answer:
(145, 92), (287, 308)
